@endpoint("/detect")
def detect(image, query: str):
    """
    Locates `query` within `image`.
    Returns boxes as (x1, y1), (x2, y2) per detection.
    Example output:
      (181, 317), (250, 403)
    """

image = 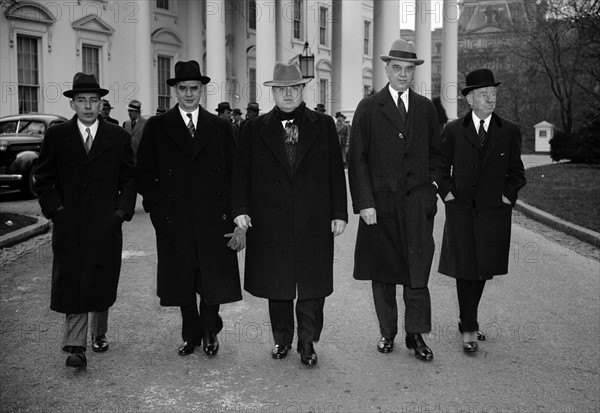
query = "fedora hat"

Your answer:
(166, 60), (210, 86)
(314, 103), (326, 112)
(63, 72), (109, 98)
(215, 102), (232, 112)
(246, 102), (260, 112)
(335, 111), (346, 119)
(101, 99), (114, 110)
(128, 100), (141, 112)
(380, 39), (424, 65)
(263, 62), (311, 87)
(461, 68), (501, 96)
(232, 108), (243, 116)
(155, 106), (167, 115)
